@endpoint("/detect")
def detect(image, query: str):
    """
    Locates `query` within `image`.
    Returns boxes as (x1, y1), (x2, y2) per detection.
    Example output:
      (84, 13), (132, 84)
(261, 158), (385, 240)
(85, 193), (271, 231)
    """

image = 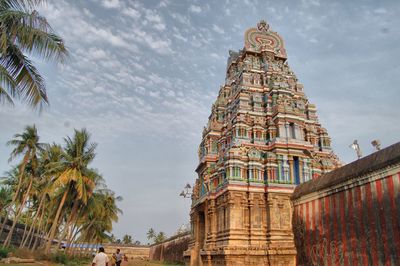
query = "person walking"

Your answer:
(114, 248), (125, 266)
(92, 247), (110, 266)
